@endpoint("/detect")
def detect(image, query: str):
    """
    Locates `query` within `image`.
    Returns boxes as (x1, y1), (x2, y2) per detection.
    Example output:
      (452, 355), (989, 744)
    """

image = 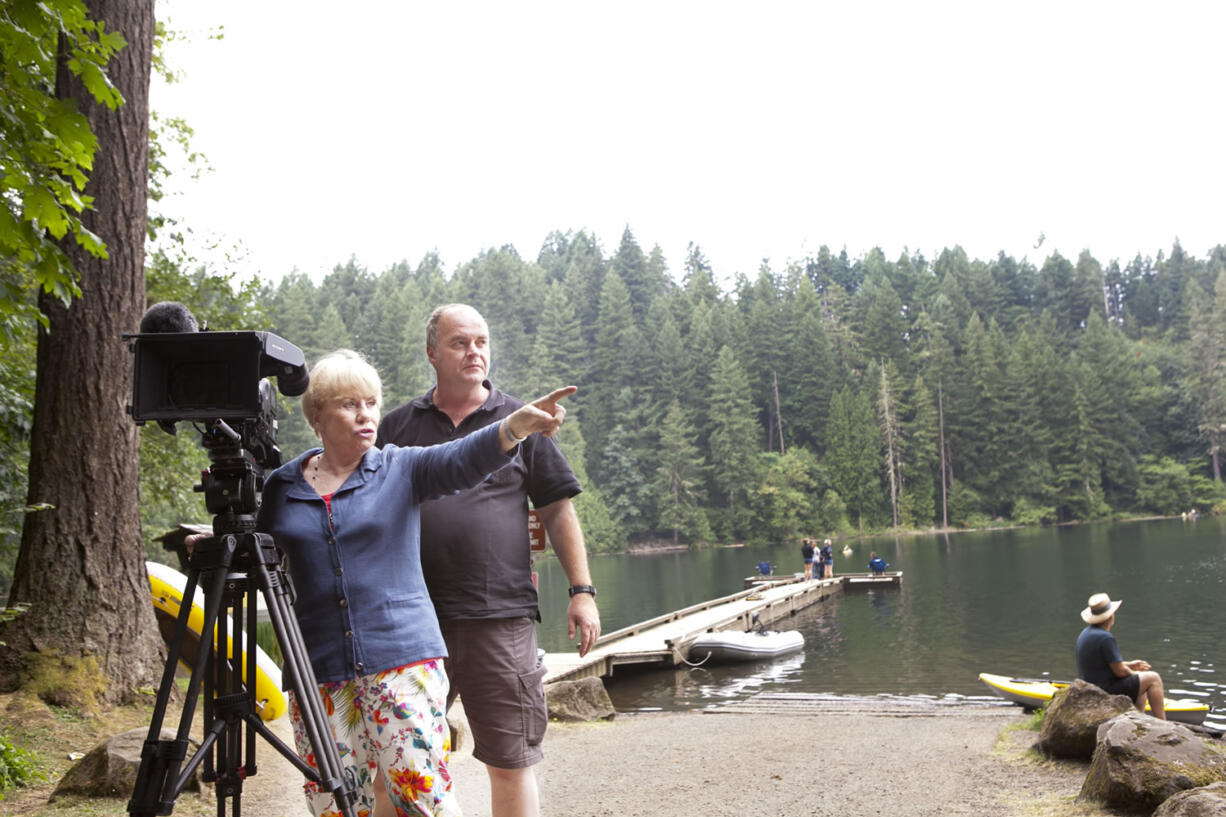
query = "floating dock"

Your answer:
(542, 571), (902, 683)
